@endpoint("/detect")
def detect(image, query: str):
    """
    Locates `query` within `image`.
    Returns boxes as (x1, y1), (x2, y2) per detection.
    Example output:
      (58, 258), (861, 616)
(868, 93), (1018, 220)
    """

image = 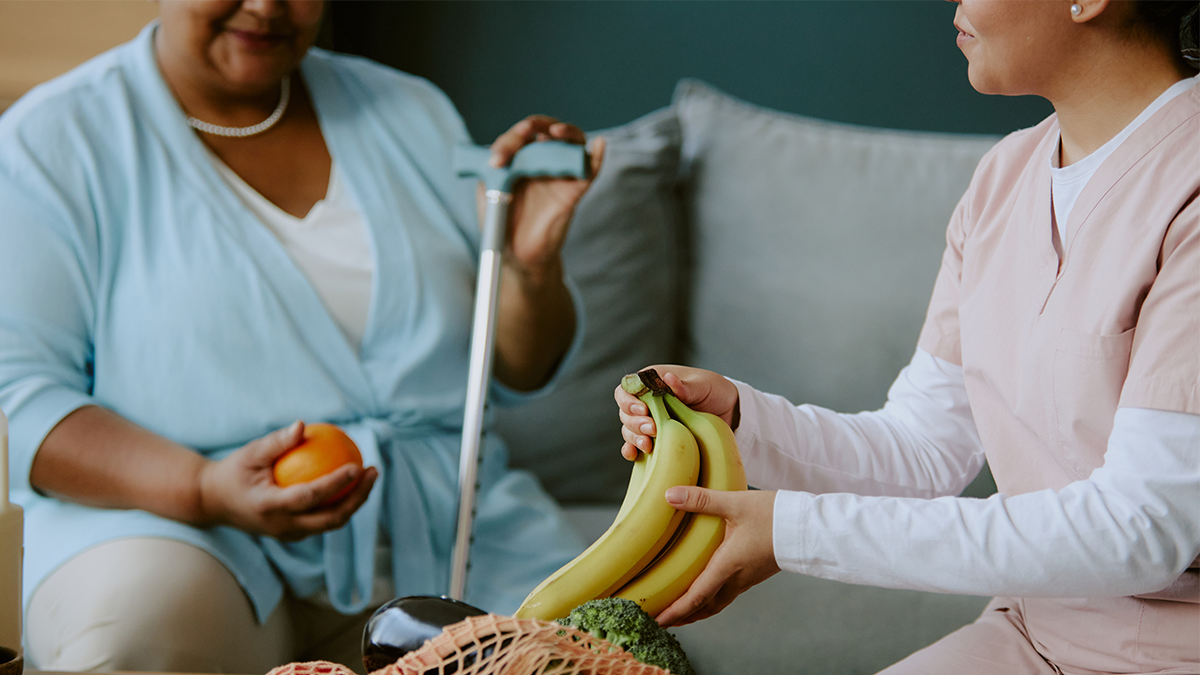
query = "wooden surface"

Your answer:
(0, 1), (159, 111)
